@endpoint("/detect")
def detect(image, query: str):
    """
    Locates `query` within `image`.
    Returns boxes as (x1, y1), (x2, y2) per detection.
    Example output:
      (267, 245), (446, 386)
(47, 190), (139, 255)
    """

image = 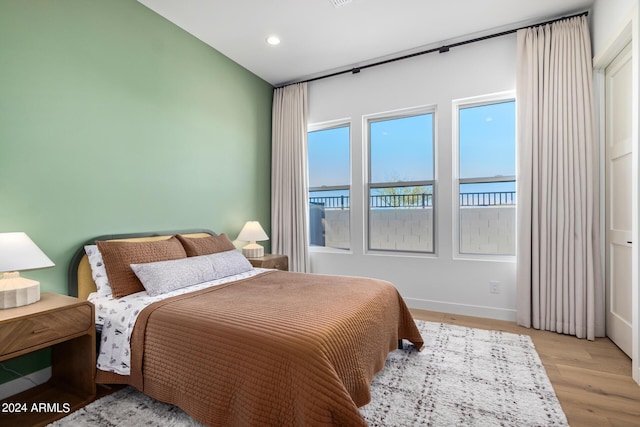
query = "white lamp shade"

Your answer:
(237, 221), (269, 243)
(237, 221), (269, 258)
(0, 232), (55, 273)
